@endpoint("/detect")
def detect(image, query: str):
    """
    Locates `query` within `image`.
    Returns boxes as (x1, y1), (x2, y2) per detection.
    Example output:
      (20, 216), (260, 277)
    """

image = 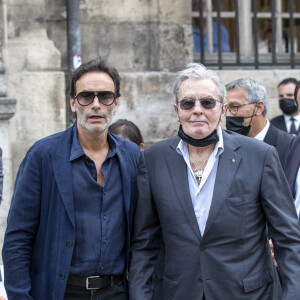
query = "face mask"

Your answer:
(226, 116), (251, 136)
(279, 98), (298, 115)
(178, 125), (219, 147)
